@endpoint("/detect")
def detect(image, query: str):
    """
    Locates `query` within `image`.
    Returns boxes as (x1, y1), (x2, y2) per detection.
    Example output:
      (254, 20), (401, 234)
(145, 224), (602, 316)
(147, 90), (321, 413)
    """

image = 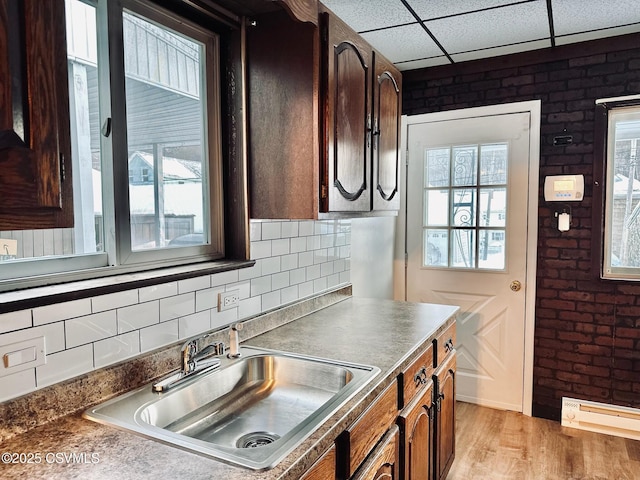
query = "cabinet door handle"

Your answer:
(414, 367), (428, 386)
(444, 339), (454, 353)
